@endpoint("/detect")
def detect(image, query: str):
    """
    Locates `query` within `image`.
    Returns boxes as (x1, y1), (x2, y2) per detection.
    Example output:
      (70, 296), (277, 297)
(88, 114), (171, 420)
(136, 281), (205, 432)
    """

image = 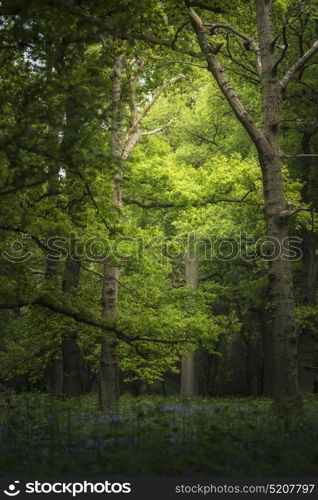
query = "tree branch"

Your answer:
(121, 74), (185, 159)
(123, 32), (202, 58)
(124, 191), (260, 209)
(171, 21), (191, 48)
(205, 22), (262, 75)
(283, 153), (318, 158)
(38, 1), (201, 59)
(0, 295), (190, 345)
(141, 120), (173, 136)
(189, 128), (219, 145)
(74, 169), (115, 234)
(189, 8), (267, 156)
(0, 176), (54, 196)
(273, 21), (288, 71)
(4, 344), (62, 374)
(280, 40), (318, 89)
(81, 265), (103, 280)
(129, 74), (186, 133)
(222, 63), (260, 85)
(0, 225), (55, 253)
(28, 268), (47, 276)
